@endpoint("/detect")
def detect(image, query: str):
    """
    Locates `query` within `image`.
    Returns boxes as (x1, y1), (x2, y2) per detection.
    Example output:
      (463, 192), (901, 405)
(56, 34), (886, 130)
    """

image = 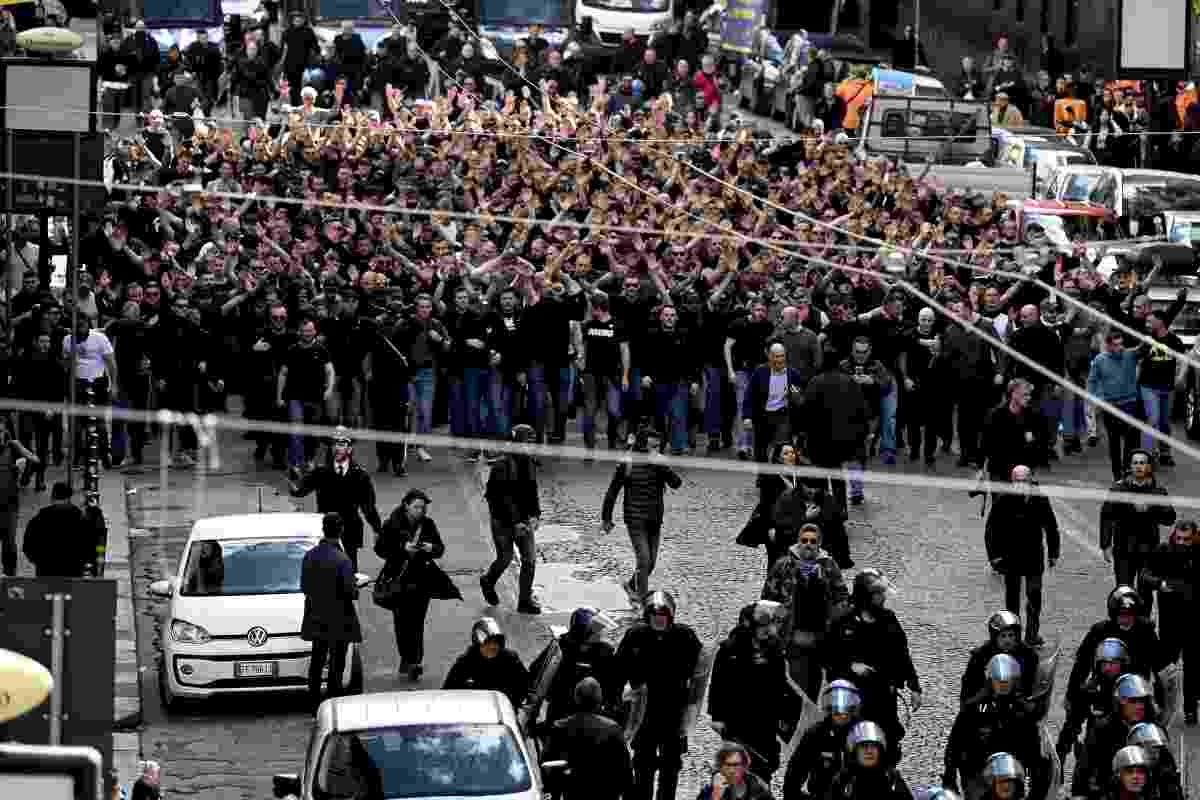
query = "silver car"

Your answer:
(273, 690), (544, 800)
